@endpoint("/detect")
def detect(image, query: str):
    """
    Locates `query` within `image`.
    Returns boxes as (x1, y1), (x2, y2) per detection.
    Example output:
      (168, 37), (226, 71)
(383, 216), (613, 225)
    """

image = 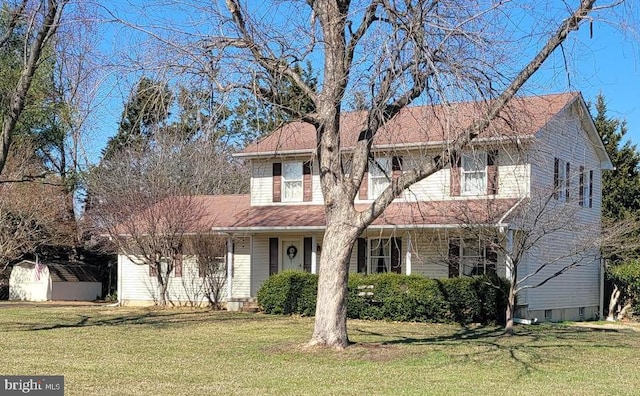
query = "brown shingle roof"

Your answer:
(207, 197), (521, 231)
(238, 92), (579, 156)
